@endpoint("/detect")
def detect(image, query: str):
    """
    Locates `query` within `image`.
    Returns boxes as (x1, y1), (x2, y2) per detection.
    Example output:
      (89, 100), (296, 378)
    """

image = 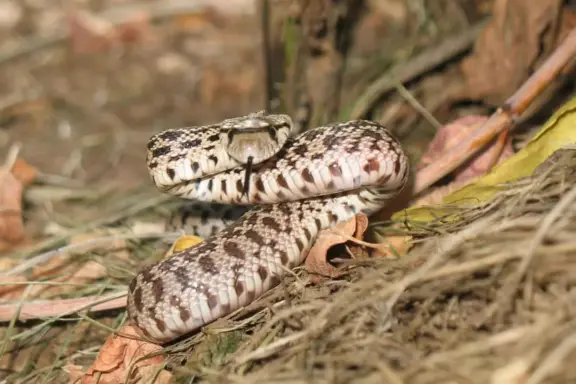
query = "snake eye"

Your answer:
(268, 127), (277, 141)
